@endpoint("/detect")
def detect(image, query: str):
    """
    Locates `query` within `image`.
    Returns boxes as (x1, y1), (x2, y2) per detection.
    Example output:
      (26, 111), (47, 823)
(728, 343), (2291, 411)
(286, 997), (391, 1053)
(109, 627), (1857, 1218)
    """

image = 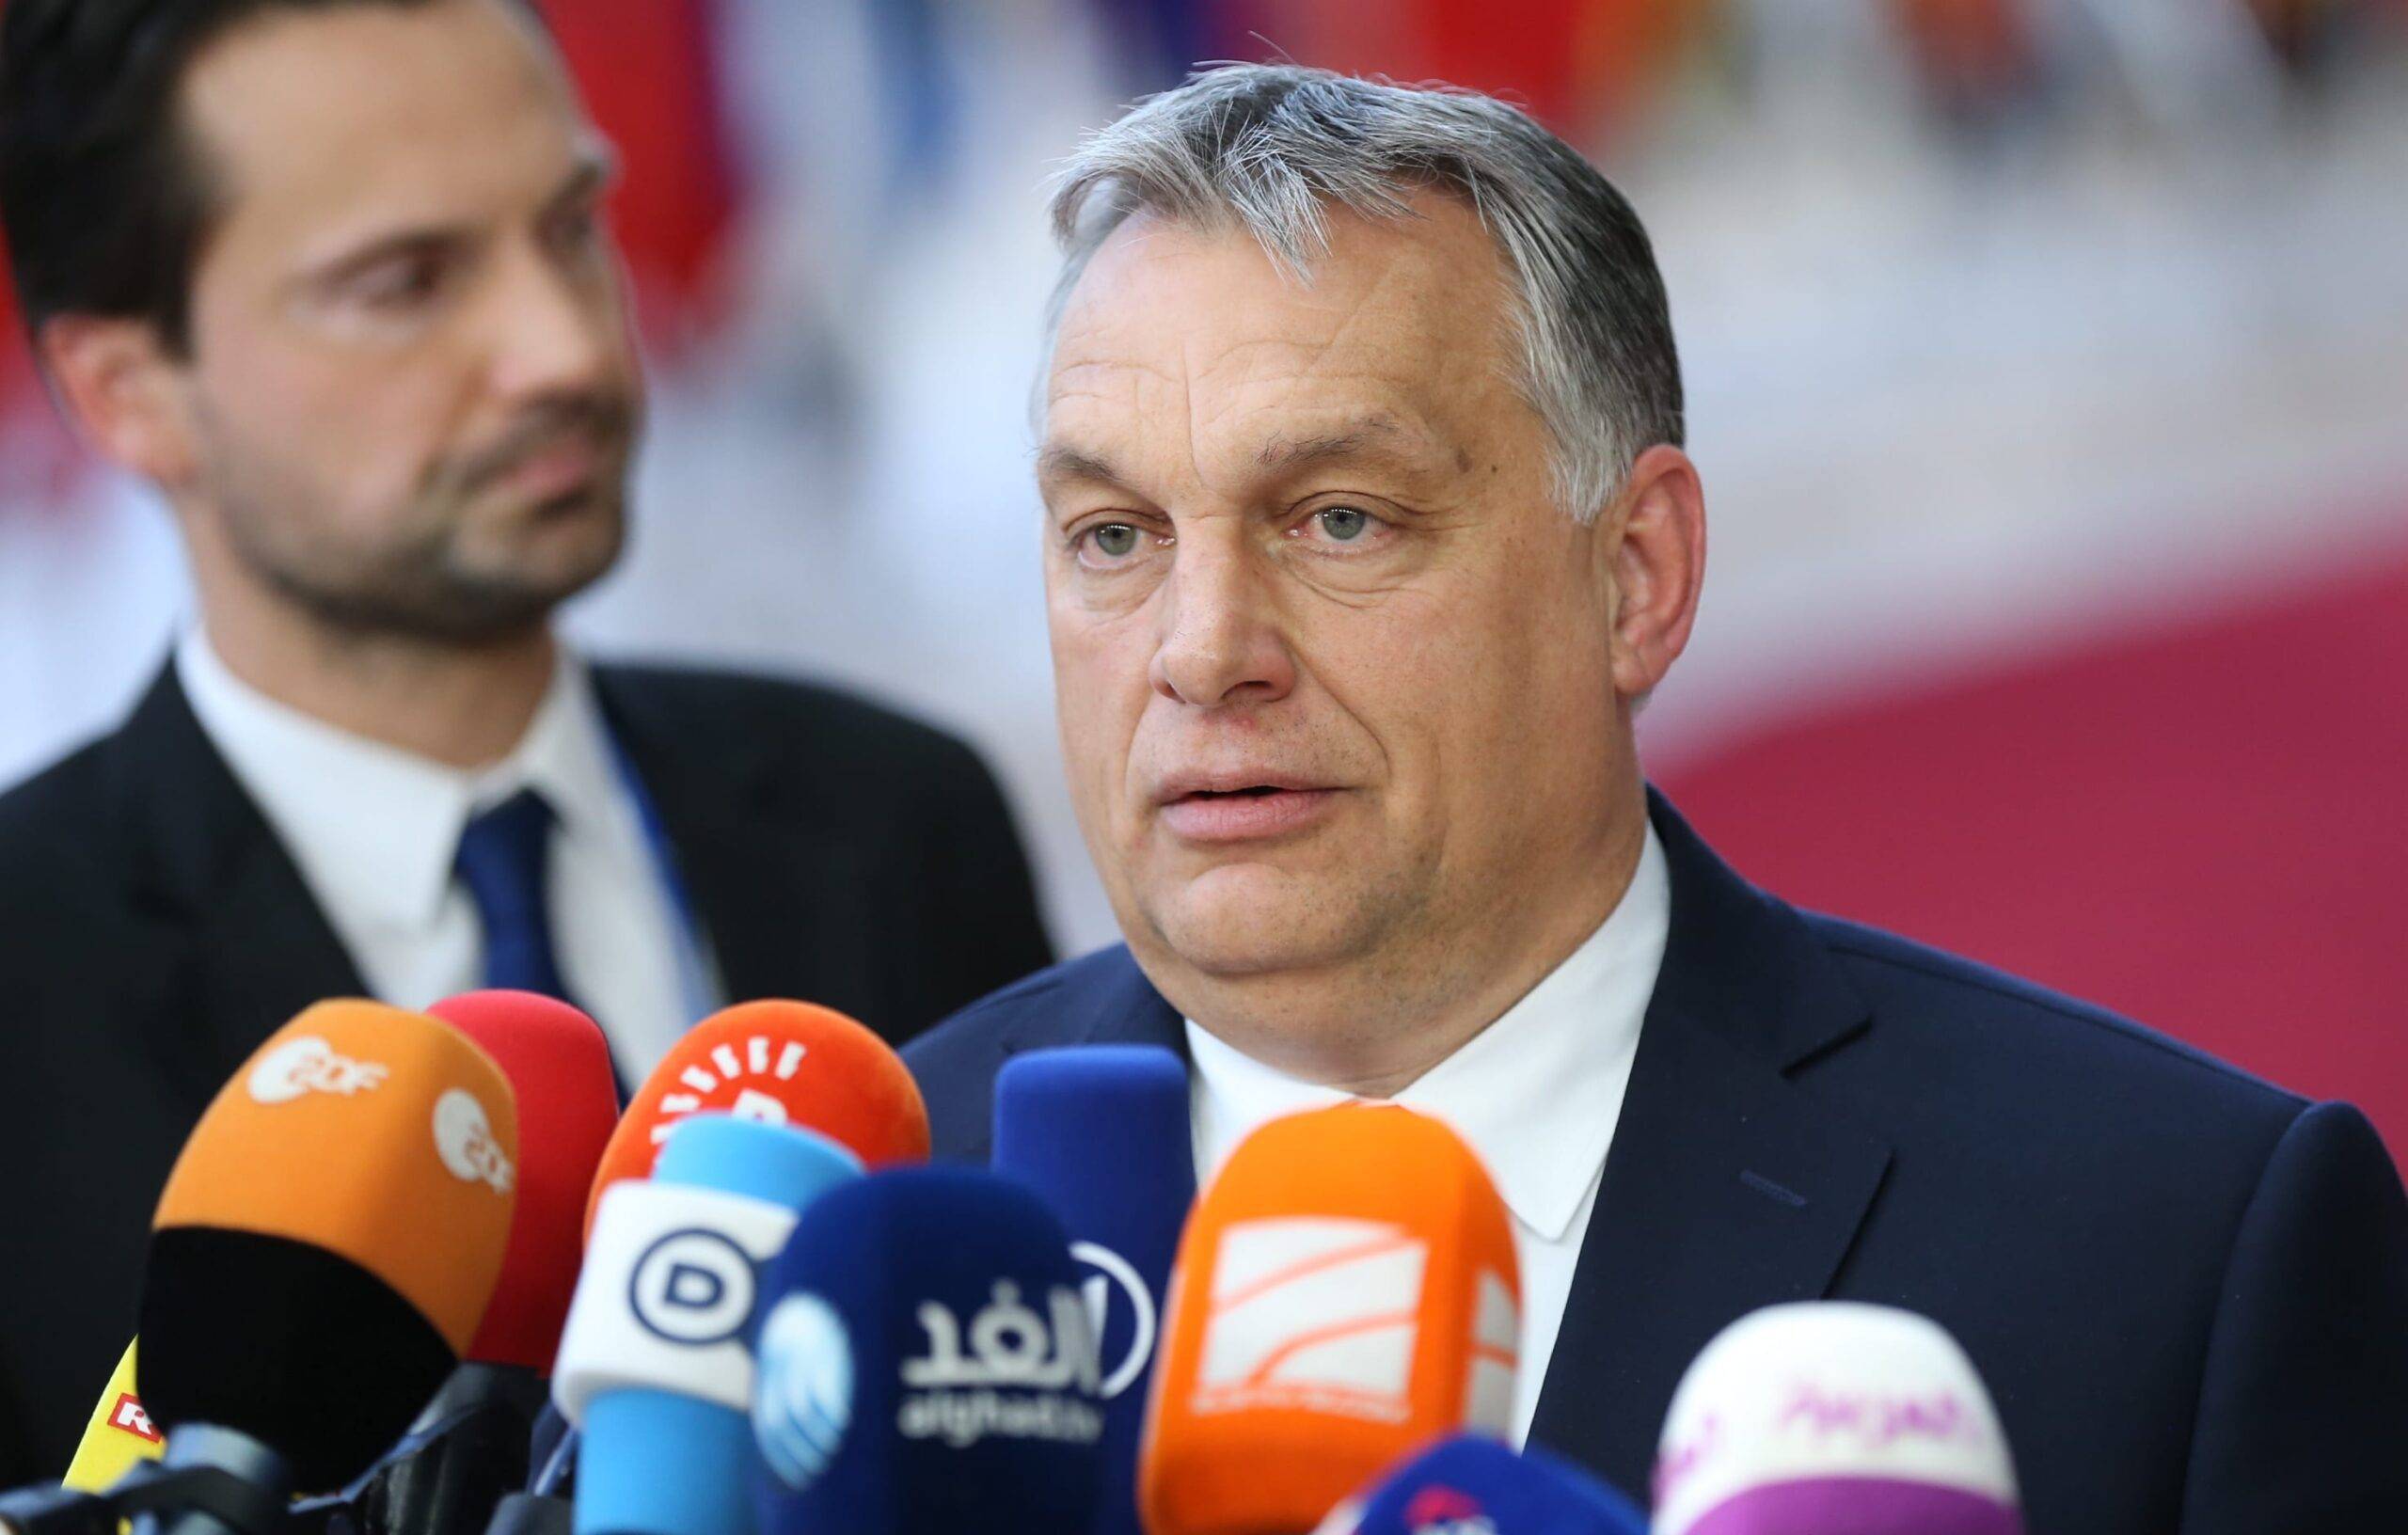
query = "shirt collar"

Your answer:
(175, 627), (619, 936)
(1186, 824), (1671, 1242)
